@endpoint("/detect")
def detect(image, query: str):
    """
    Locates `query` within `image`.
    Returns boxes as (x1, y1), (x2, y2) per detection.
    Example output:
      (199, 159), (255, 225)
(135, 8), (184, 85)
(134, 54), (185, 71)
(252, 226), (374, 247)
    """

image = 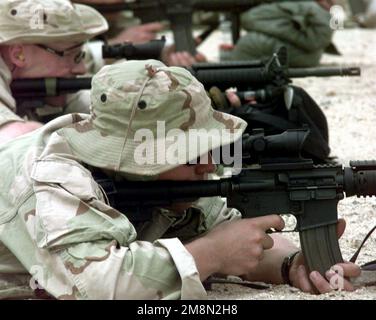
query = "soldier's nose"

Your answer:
(71, 60), (86, 75)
